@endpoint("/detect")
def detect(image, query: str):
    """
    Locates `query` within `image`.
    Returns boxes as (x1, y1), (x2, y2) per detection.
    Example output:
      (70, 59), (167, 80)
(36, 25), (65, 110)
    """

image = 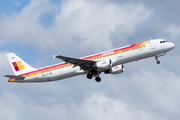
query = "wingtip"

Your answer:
(52, 55), (56, 59)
